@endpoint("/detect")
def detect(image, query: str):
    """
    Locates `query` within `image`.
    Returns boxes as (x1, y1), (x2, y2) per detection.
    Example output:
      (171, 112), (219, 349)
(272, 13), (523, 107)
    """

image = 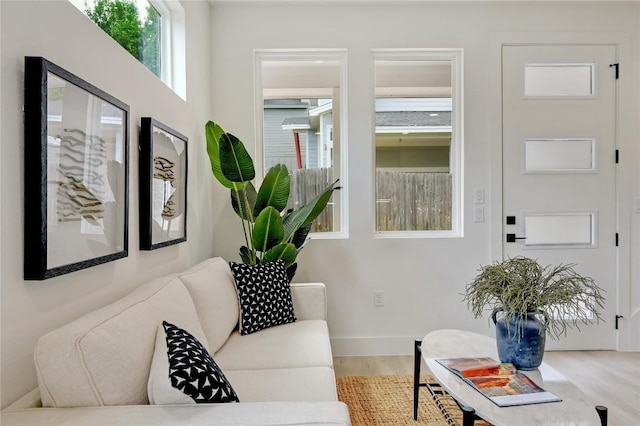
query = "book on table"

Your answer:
(435, 357), (562, 407)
